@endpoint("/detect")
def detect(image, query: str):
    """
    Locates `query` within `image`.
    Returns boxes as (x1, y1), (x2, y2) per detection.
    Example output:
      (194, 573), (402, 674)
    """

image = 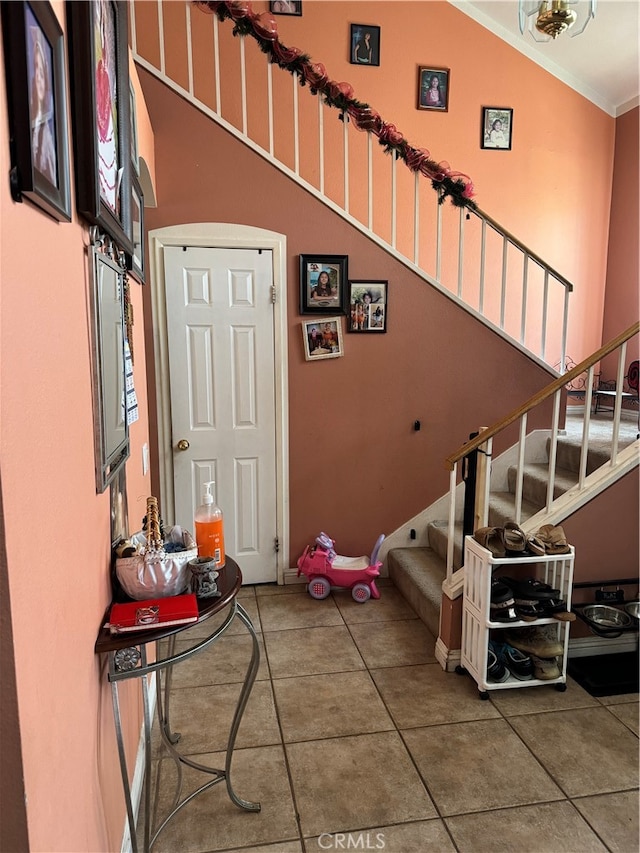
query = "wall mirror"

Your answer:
(90, 244), (130, 492)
